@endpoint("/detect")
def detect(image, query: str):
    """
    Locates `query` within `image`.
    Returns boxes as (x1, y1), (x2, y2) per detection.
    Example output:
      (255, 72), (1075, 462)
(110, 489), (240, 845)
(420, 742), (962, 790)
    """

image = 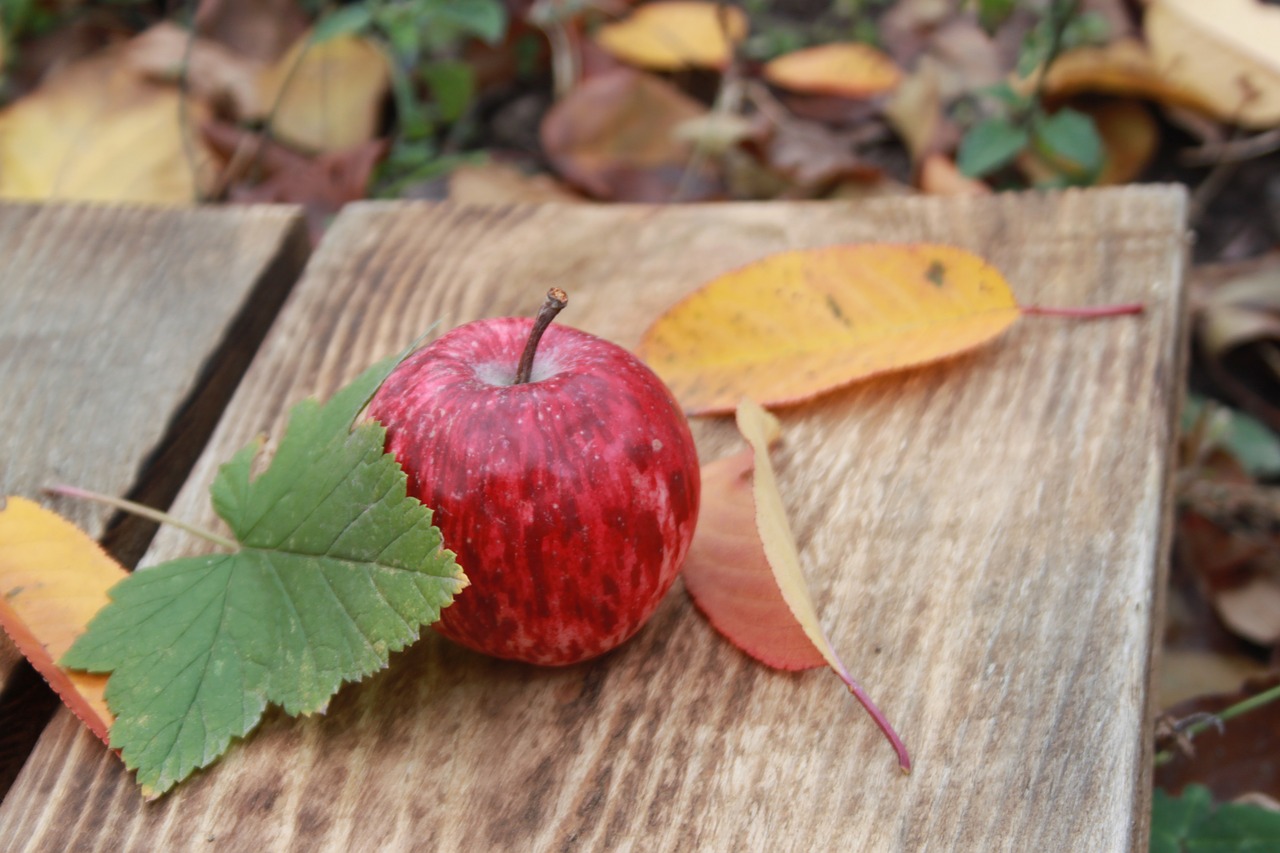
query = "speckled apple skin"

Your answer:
(368, 318), (701, 665)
